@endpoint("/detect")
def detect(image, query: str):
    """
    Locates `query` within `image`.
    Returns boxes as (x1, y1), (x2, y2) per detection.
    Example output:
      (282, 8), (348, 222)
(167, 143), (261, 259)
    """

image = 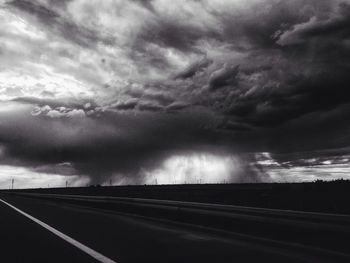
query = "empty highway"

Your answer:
(0, 194), (347, 263)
